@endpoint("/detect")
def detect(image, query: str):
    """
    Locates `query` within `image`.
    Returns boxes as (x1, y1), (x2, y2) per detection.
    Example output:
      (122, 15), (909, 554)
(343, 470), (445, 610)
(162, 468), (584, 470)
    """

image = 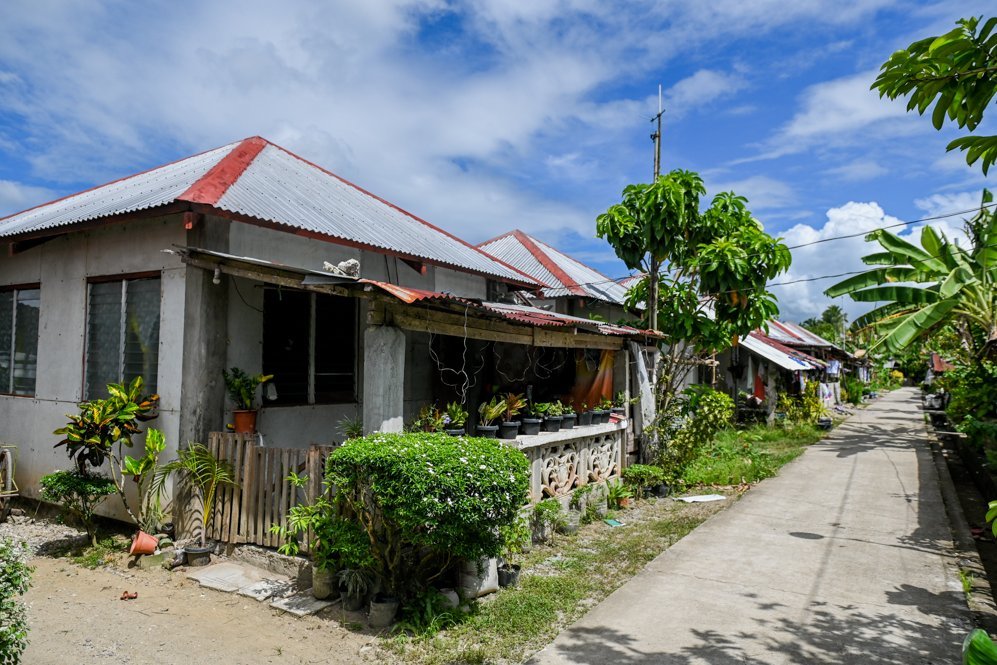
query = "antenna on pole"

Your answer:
(648, 83), (665, 334)
(651, 83), (664, 181)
